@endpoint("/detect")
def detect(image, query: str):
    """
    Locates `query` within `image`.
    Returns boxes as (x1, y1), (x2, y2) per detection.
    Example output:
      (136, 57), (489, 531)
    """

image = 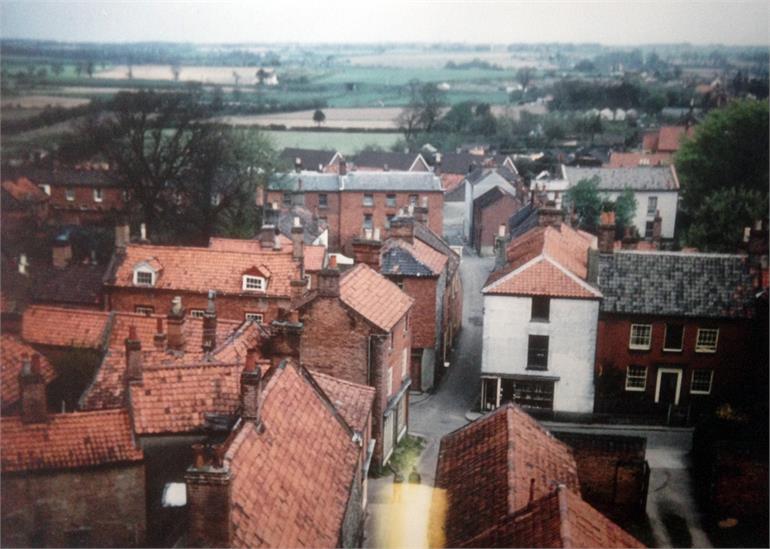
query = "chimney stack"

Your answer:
(139, 223), (148, 243)
(339, 159), (347, 176)
(19, 354), (47, 423)
(389, 216), (415, 244)
(352, 229), (382, 271)
(494, 224), (508, 268)
(598, 211), (616, 254)
(125, 325), (143, 382)
(240, 348), (262, 422)
(52, 236), (72, 269)
(537, 200), (564, 228)
(153, 317), (167, 350)
(202, 290), (217, 353)
(167, 296), (186, 351)
(115, 216), (130, 250)
(259, 225), (277, 249)
(318, 255), (340, 297)
(291, 216), (304, 263)
(294, 157), (302, 172)
(185, 443), (232, 548)
(433, 152), (442, 175)
(621, 226), (639, 250)
(18, 253), (29, 276)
